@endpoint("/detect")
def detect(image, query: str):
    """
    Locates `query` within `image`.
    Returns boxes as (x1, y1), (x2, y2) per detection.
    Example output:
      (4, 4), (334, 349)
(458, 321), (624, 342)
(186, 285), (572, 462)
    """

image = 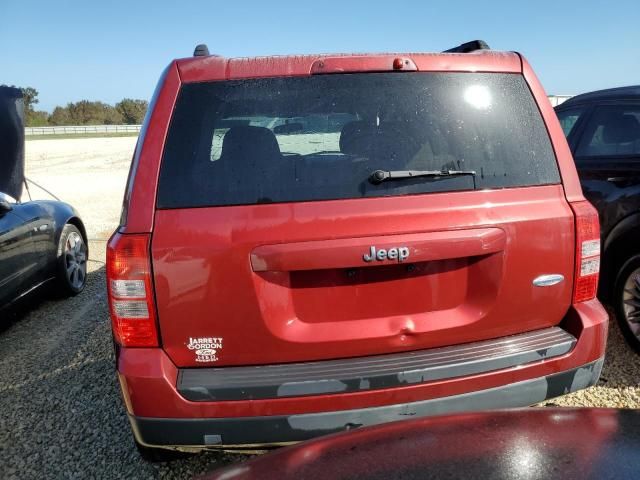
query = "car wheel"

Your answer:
(56, 224), (88, 296)
(614, 254), (640, 353)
